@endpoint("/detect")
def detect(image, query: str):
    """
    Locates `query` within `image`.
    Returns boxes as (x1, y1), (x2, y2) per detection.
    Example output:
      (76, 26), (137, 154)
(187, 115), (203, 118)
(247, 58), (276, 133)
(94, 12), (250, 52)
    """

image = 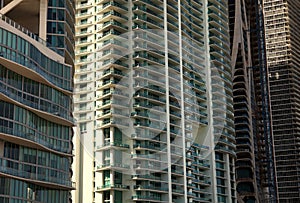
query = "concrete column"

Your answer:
(39, 0), (47, 40)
